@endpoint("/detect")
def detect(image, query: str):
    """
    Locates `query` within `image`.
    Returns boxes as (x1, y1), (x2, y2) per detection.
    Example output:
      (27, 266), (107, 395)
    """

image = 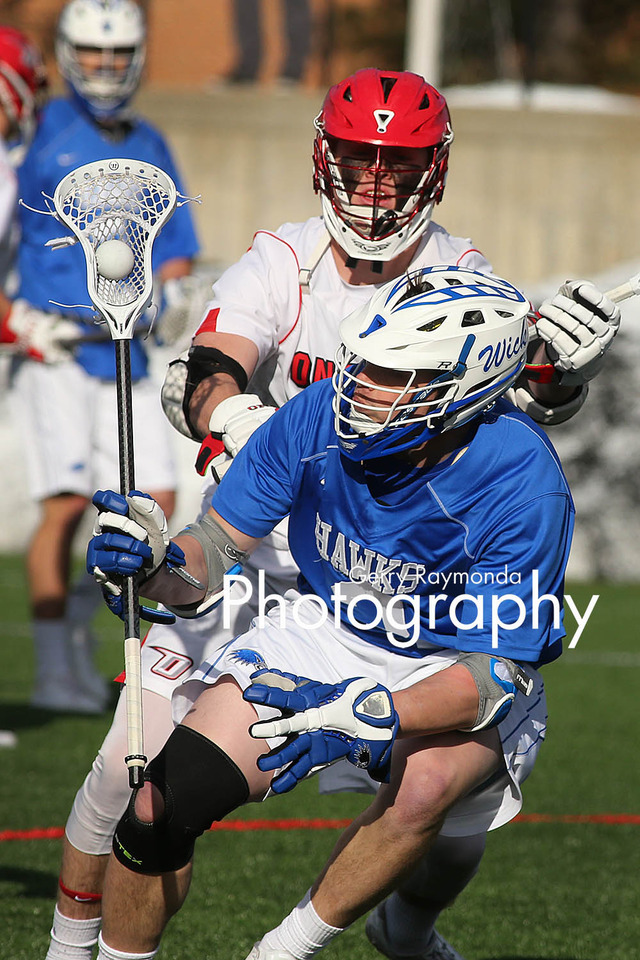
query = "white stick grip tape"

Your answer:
(124, 635), (145, 765)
